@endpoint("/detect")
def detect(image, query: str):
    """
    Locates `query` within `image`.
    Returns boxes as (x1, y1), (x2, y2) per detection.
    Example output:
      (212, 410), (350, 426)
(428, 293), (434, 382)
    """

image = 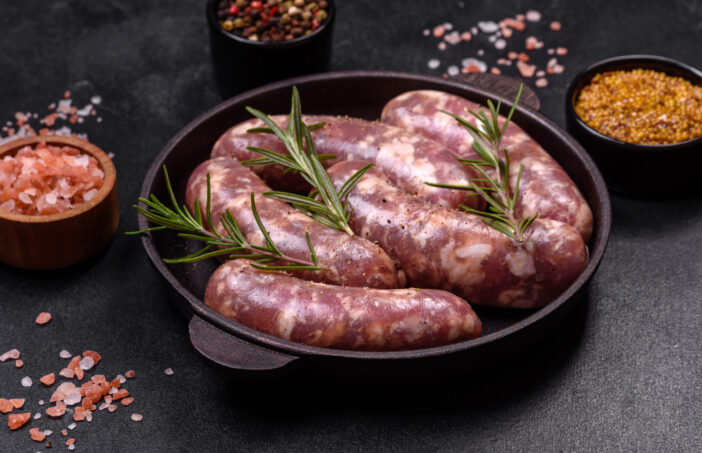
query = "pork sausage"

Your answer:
(327, 160), (589, 308)
(205, 259), (482, 350)
(381, 90), (593, 241)
(186, 157), (401, 289)
(211, 114), (481, 210)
